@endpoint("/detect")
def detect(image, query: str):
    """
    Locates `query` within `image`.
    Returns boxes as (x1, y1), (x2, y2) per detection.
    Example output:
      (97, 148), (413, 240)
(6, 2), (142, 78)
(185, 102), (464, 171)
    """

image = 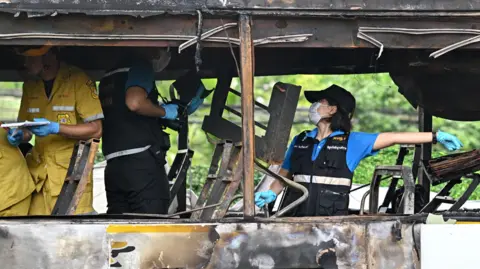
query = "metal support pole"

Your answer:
(177, 114), (188, 214)
(239, 14), (255, 220)
(418, 106), (432, 202)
